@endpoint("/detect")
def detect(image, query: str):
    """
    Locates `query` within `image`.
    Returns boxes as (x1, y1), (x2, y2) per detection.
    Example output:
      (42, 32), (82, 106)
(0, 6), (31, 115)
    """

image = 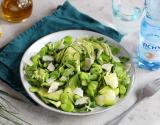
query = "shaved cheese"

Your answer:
(104, 73), (118, 89)
(102, 63), (113, 72)
(47, 63), (55, 71)
(43, 55), (53, 61)
(73, 88), (83, 97)
(48, 82), (59, 93)
(75, 97), (88, 105)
